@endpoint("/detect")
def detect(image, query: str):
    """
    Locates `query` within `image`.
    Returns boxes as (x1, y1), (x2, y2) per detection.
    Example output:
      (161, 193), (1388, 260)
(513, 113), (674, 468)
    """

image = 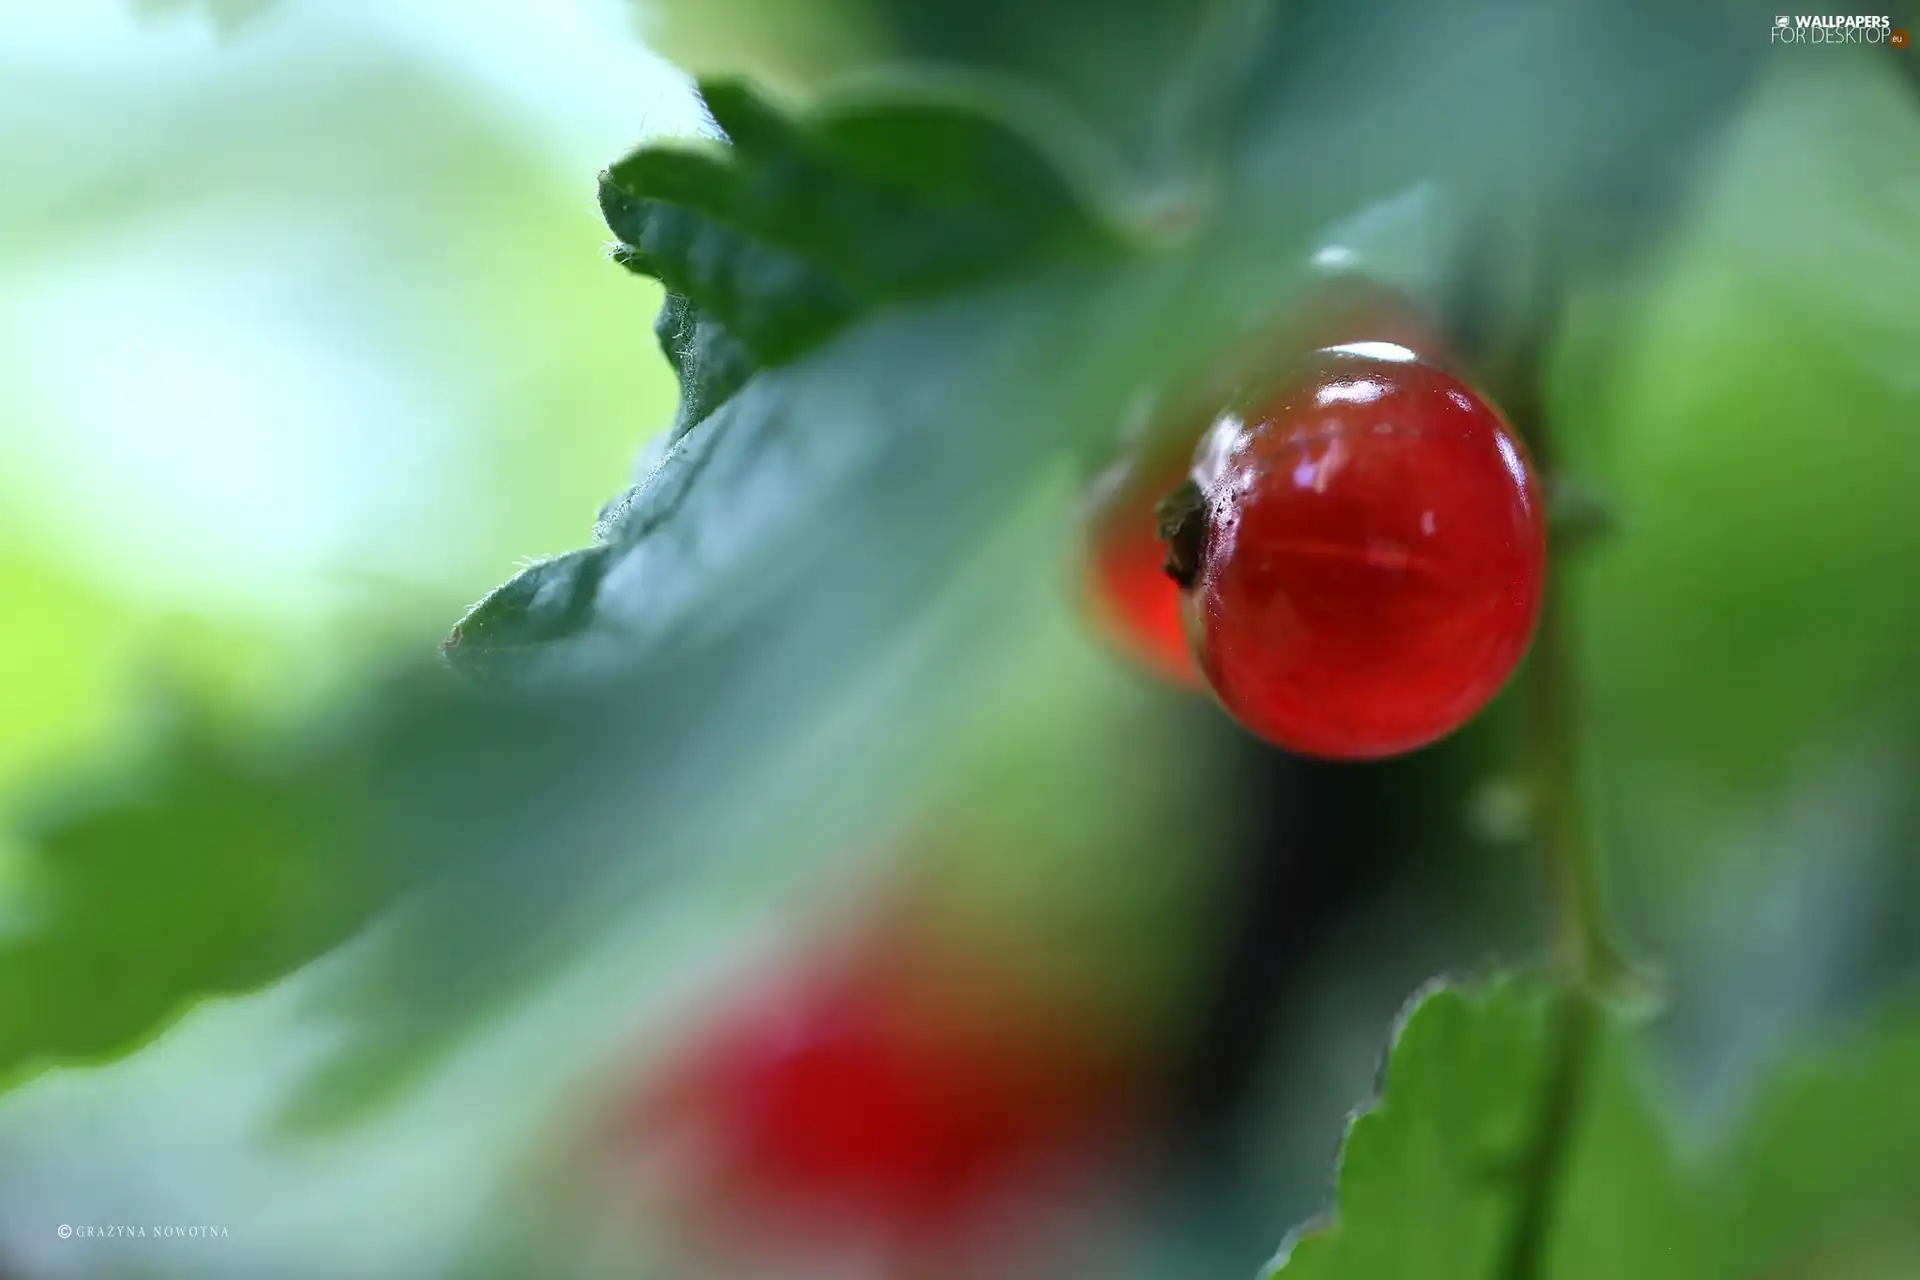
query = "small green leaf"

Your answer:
(1267, 979), (1709, 1280)
(442, 547), (611, 673)
(1266, 980), (1920, 1280)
